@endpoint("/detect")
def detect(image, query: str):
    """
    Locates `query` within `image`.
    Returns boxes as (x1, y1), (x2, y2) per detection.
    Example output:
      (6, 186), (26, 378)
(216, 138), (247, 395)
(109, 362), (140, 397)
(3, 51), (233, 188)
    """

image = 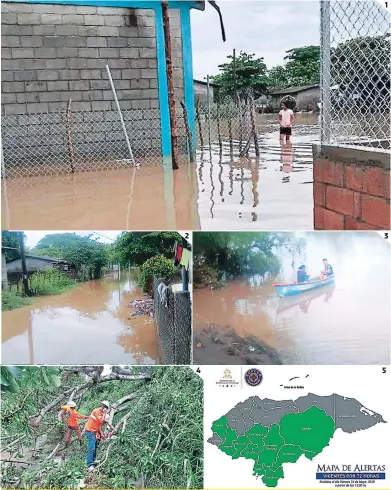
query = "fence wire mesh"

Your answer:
(153, 276), (191, 365)
(320, 0), (390, 148)
(195, 101), (254, 156)
(1, 108), (164, 178)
